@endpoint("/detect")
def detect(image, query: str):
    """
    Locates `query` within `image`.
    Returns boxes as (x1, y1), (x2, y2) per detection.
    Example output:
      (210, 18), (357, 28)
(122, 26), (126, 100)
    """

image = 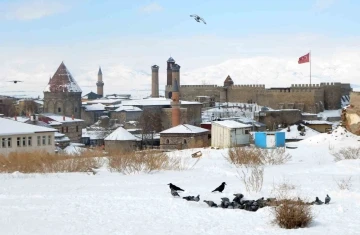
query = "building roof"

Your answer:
(114, 105), (142, 112)
(44, 62), (82, 93)
(167, 57), (175, 63)
(0, 117), (57, 135)
(160, 124), (209, 134)
(213, 120), (252, 129)
(86, 98), (124, 105)
(84, 103), (106, 111)
(98, 67), (102, 75)
(121, 97), (200, 106)
(104, 127), (139, 141)
(303, 120), (333, 125)
(40, 113), (84, 123)
(224, 75), (234, 85)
